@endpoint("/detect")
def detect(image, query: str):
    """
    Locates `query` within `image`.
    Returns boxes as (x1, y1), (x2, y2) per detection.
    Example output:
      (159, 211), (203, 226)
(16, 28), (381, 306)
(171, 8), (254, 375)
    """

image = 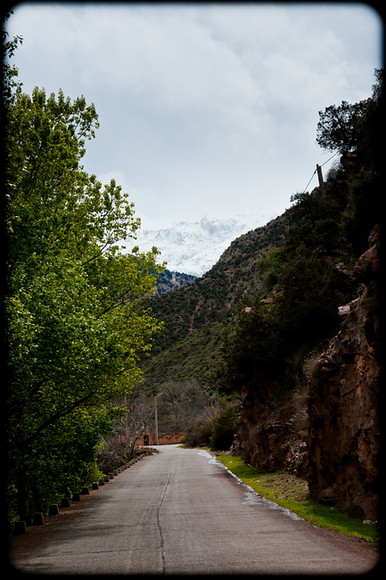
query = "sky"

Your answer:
(5, 2), (383, 232)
